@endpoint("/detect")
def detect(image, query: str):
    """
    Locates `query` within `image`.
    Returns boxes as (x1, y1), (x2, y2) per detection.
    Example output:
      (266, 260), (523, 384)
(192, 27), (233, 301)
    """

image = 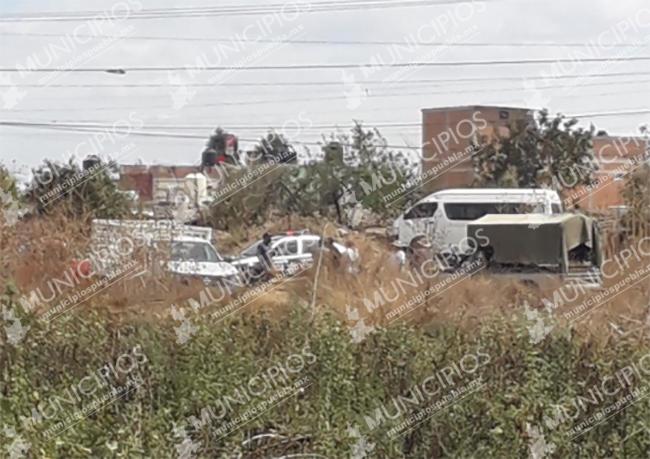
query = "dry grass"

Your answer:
(3, 213), (649, 344)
